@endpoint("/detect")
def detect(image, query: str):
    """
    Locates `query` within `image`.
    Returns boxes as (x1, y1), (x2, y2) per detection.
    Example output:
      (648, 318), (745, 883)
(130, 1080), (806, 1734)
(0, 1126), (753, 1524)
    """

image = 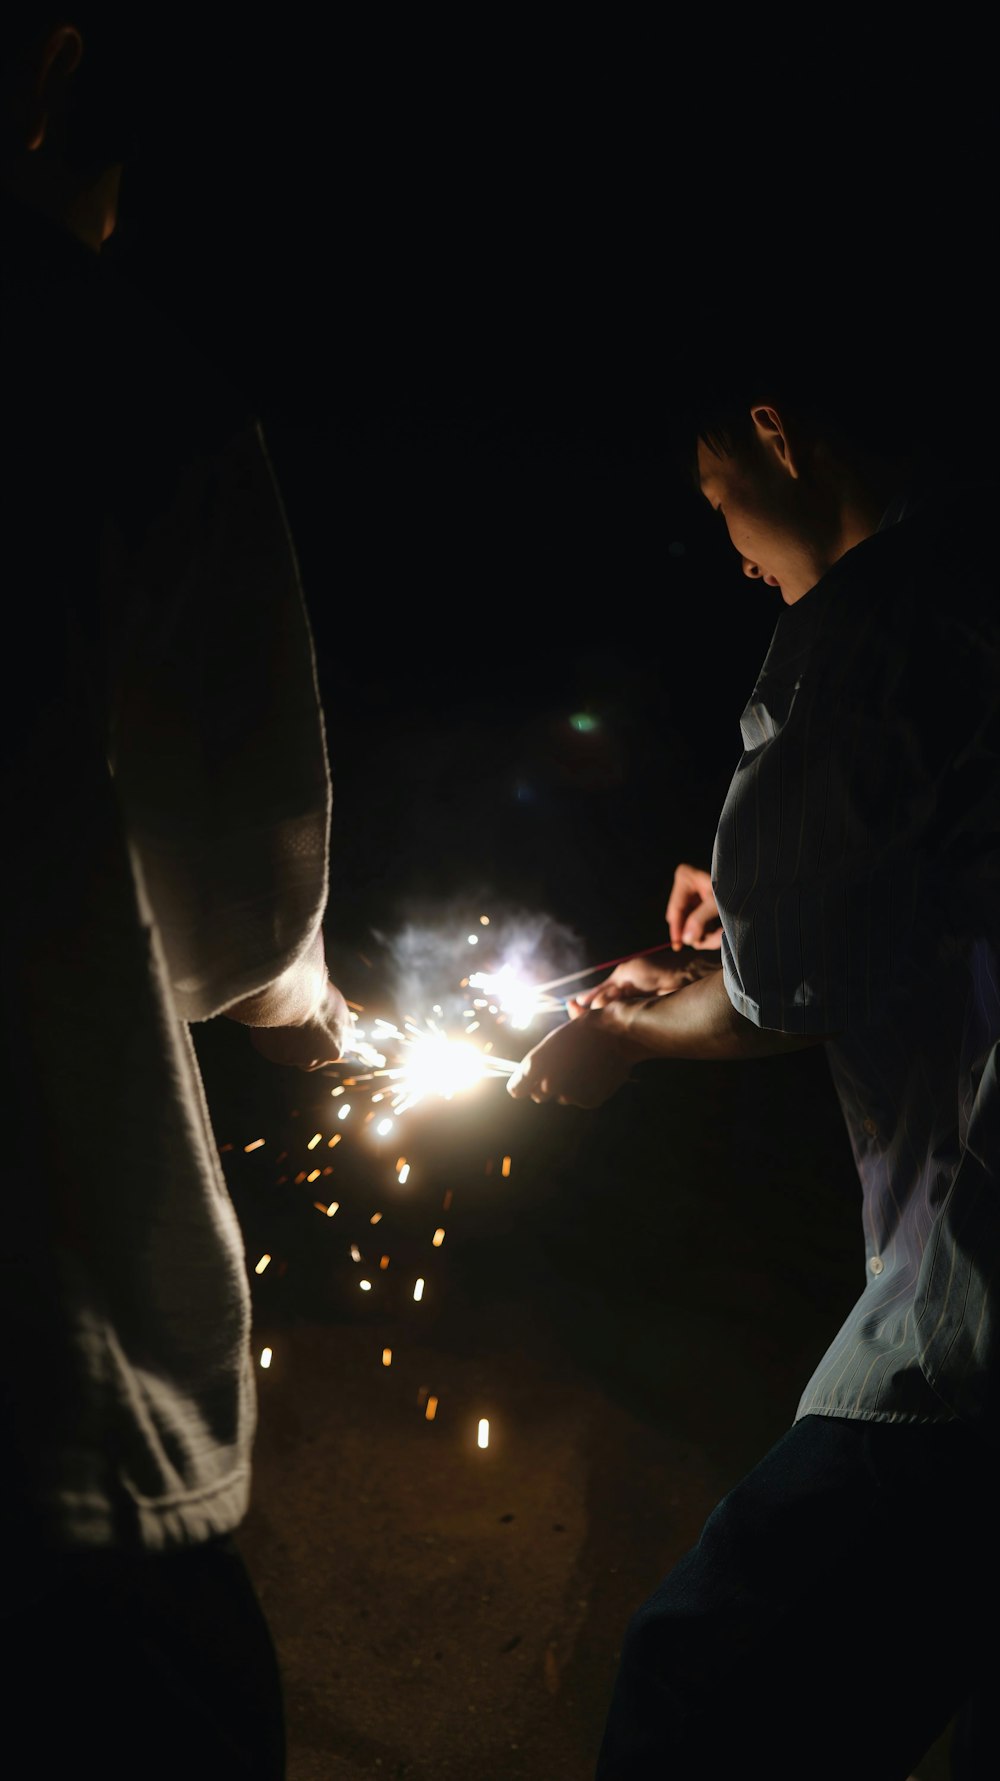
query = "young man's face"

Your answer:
(696, 421), (832, 606)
